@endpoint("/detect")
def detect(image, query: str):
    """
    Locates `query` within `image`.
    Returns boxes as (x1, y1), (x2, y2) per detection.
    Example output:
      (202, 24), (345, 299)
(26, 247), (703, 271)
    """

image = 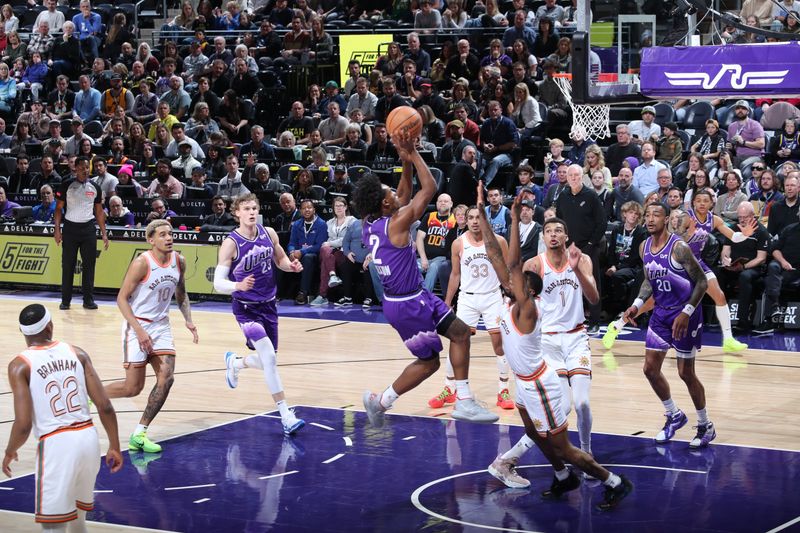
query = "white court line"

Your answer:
(258, 470), (298, 480)
(311, 422), (335, 431)
(342, 436), (353, 446)
(164, 483), (216, 491)
(403, 436), (416, 441)
(0, 487), (14, 491)
(322, 453), (345, 464)
(193, 498), (210, 504)
(93, 490), (113, 494)
(410, 463), (709, 533)
(766, 515), (800, 533)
